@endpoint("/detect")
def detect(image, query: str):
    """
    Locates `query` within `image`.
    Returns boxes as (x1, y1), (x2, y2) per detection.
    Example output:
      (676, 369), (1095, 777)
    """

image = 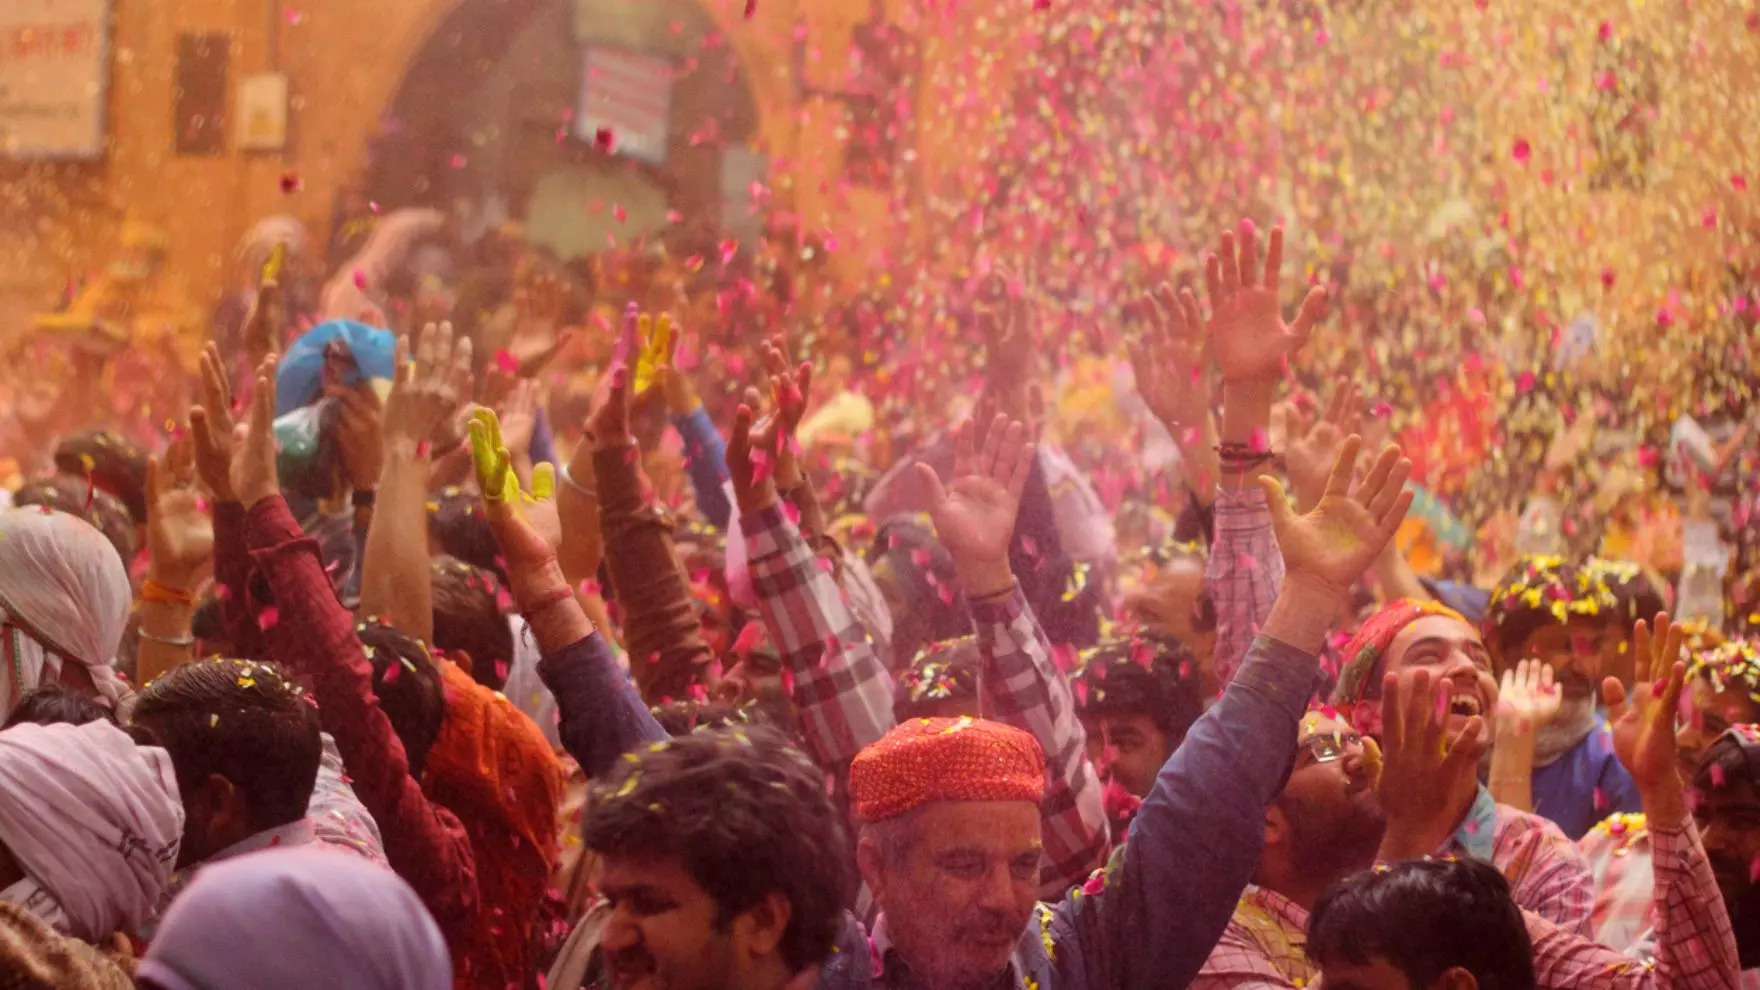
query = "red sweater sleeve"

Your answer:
(213, 501), (266, 660)
(243, 496), (481, 944)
